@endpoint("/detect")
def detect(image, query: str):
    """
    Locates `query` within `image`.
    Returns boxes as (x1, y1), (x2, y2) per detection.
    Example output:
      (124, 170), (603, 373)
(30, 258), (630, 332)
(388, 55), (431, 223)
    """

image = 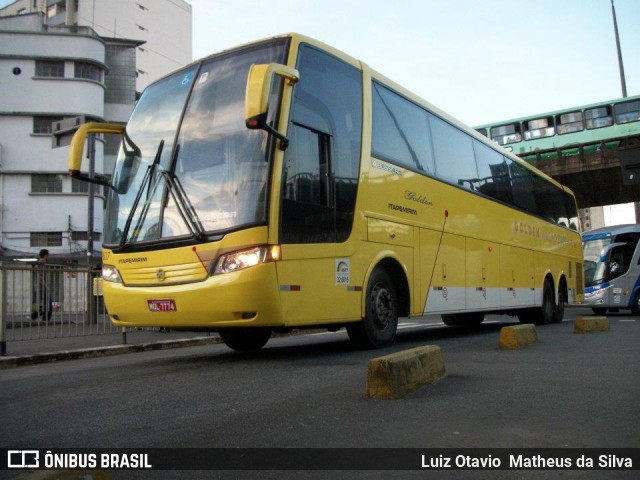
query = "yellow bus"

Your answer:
(68, 34), (584, 351)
